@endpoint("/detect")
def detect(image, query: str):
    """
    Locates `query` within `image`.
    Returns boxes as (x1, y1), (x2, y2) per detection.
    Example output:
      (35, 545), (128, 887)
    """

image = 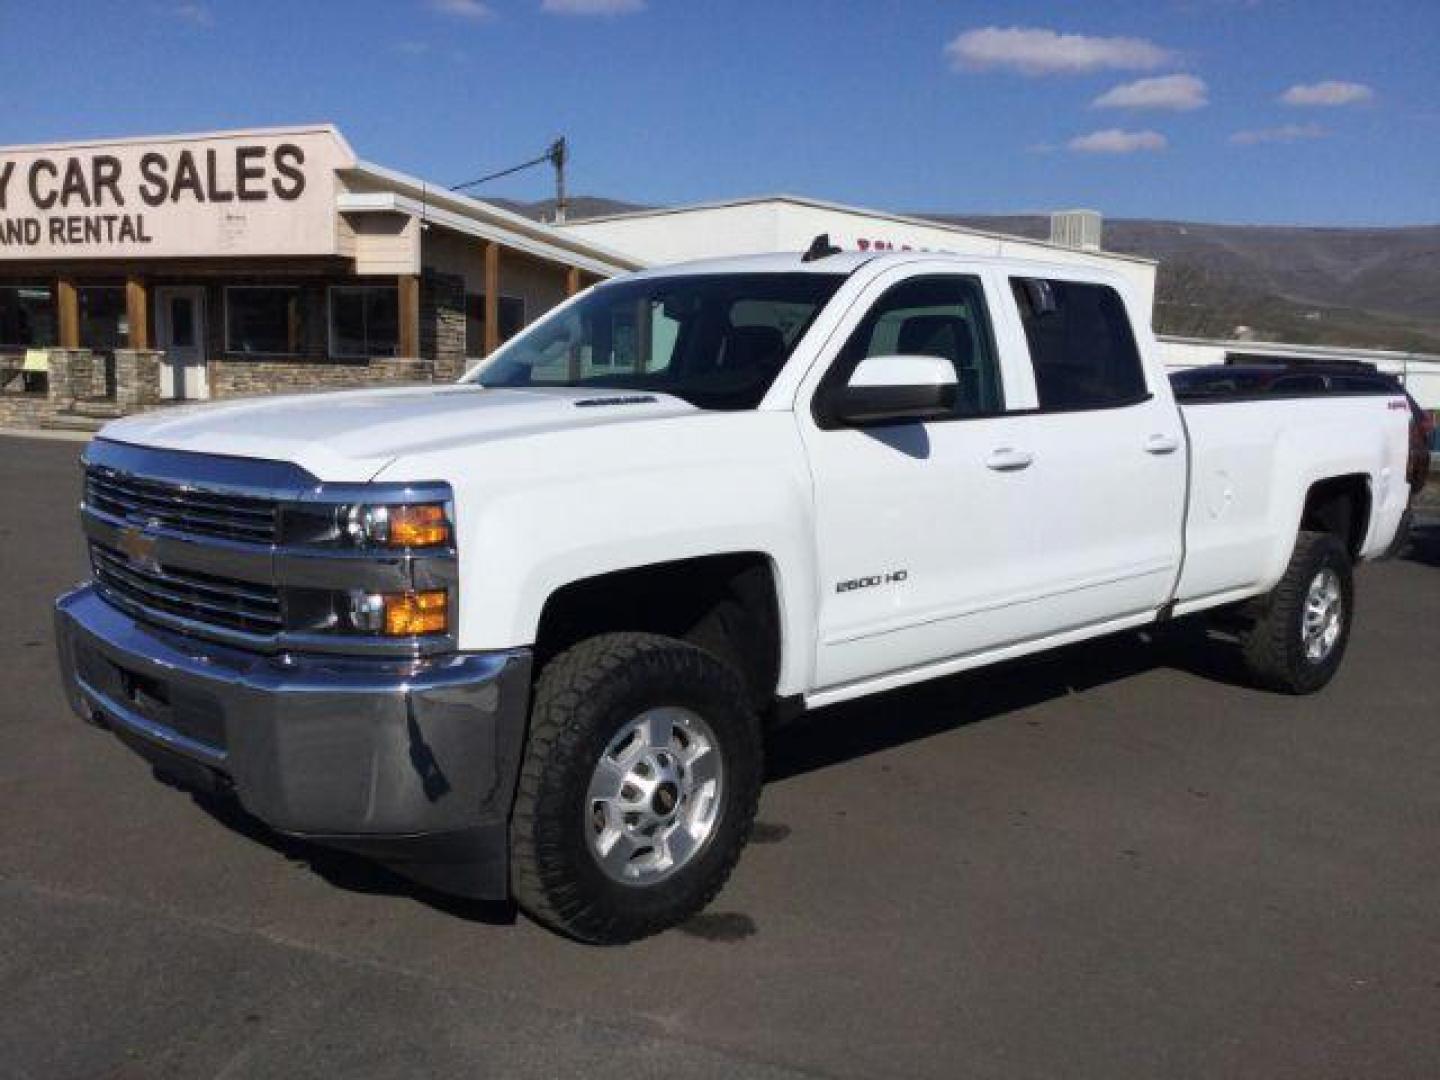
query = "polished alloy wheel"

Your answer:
(585, 706), (724, 885)
(1301, 568), (1344, 663)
